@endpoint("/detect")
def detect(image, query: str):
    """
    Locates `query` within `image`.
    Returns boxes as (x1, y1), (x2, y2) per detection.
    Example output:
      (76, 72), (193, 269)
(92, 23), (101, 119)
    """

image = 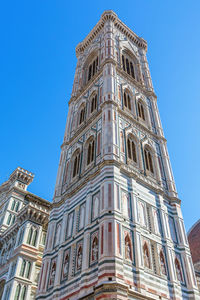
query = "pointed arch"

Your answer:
(160, 250), (167, 275)
(175, 257), (183, 282)
(27, 227), (33, 244)
(84, 50), (99, 84)
(121, 48), (141, 83)
(127, 134), (138, 163)
(125, 233), (132, 261)
(71, 148), (81, 179)
(14, 284), (21, 300)
(143, 242), (151, 269)
(85, 136), (95, 167)
(123, 89), (132, 111)
(90, 92), (97, 114)
(144, 144), (154, 174)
